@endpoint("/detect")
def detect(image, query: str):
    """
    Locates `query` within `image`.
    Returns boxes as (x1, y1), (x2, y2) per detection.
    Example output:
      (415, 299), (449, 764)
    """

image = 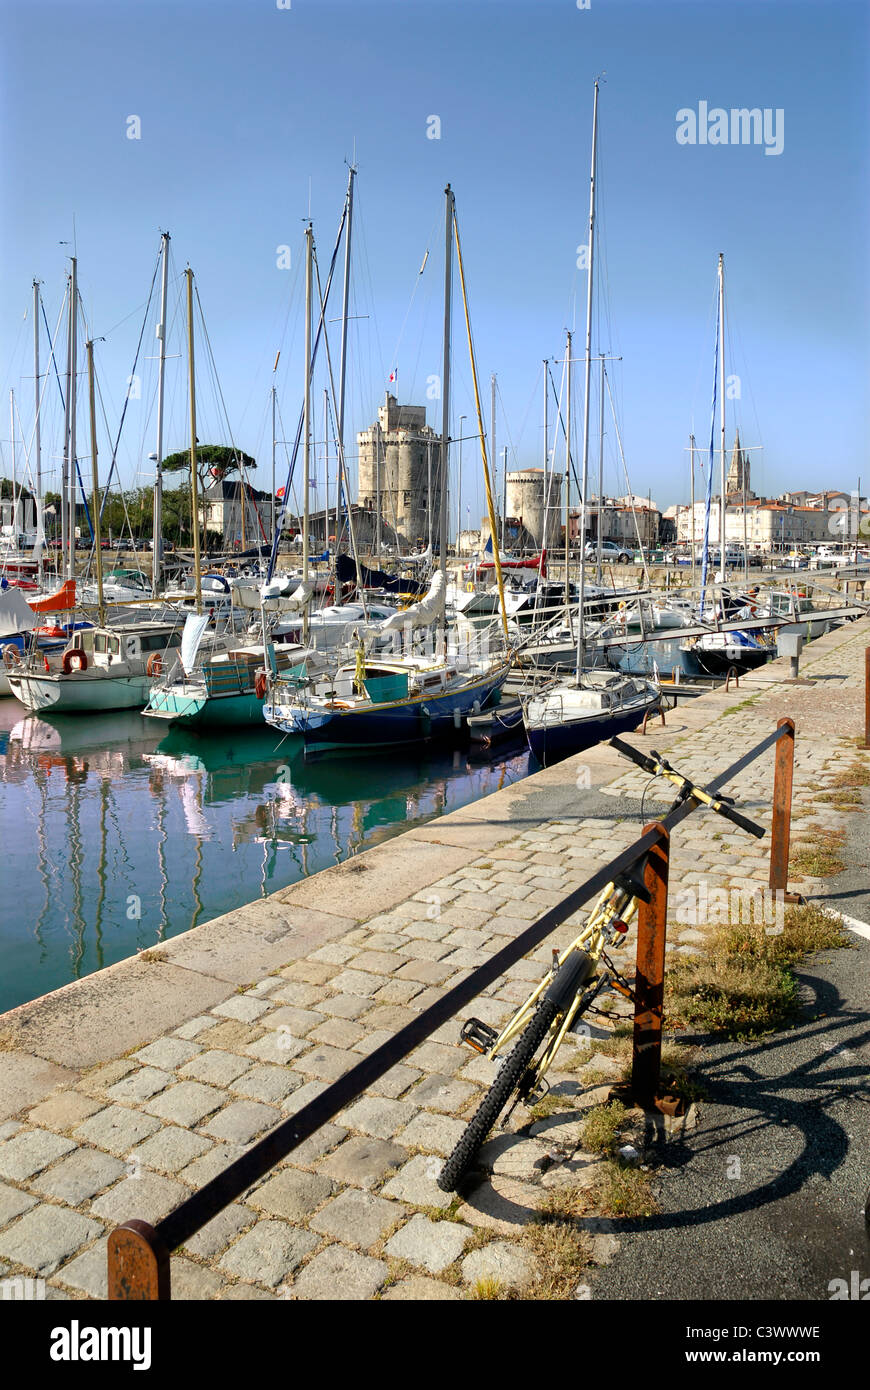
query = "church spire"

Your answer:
(726, 430), (749, 496)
